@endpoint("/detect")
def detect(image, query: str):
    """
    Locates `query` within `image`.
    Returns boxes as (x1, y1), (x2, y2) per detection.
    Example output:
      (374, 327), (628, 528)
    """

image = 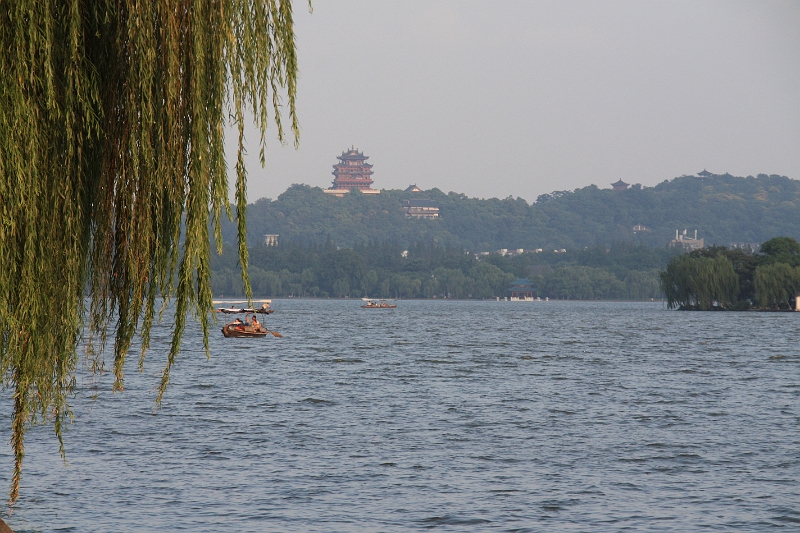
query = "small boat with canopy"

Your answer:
(214, 300), (275, 314)
(361, 298), (397, 309)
